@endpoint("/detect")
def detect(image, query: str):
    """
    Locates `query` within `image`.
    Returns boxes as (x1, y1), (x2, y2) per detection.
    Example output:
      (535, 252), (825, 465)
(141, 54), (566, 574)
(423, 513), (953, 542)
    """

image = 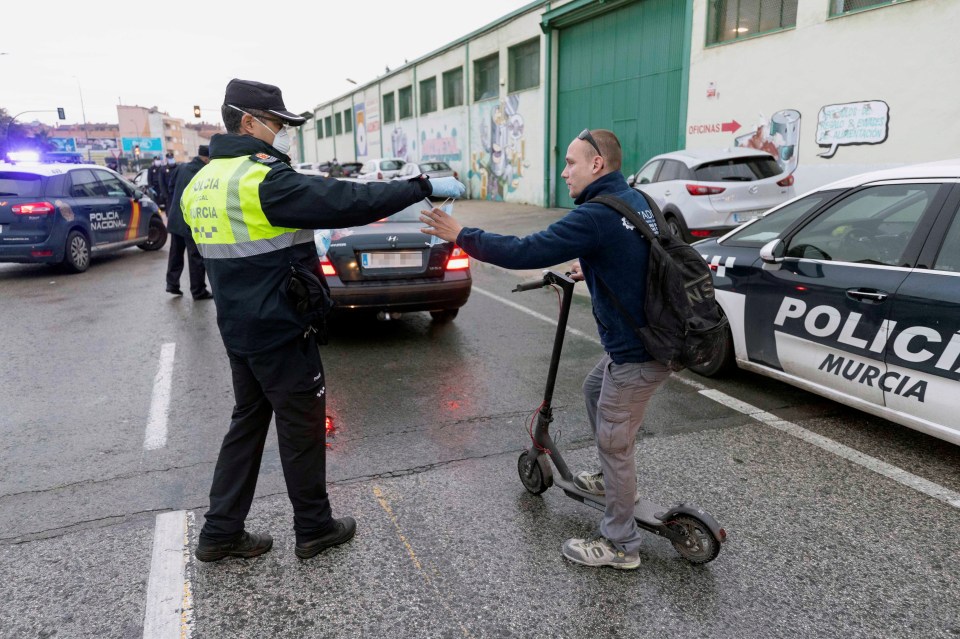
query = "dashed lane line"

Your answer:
(143, 510), (194, 639)
(475, 284), (960, 510)
(144, 342), (176, 450)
